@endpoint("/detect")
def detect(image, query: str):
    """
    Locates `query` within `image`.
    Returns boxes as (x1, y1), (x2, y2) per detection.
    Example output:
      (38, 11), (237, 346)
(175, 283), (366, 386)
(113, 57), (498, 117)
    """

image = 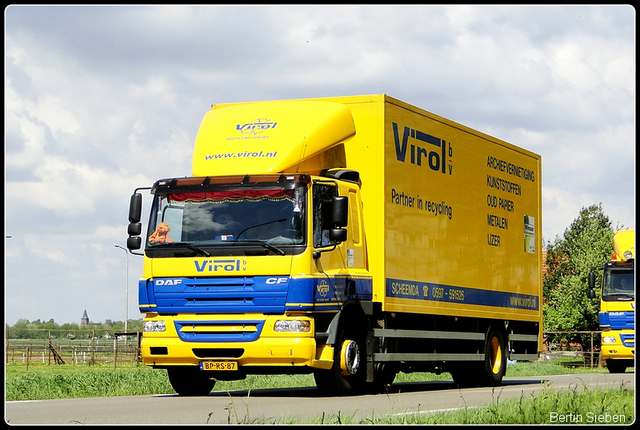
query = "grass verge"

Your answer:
(5, 361), (633, 424)
(291, 383), (634, 425)
(6, 360), (611, 401)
